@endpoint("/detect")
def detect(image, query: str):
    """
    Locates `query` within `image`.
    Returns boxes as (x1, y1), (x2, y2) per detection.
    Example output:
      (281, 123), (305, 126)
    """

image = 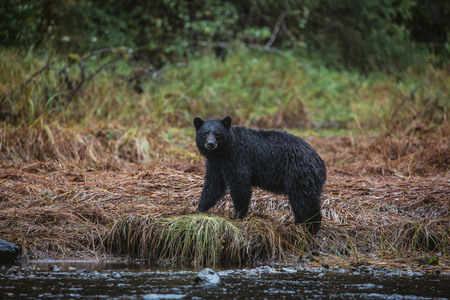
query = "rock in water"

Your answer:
(52, 265), (61, 272)
(194, 268), (220, 284)
(0, 239), (19, 264)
